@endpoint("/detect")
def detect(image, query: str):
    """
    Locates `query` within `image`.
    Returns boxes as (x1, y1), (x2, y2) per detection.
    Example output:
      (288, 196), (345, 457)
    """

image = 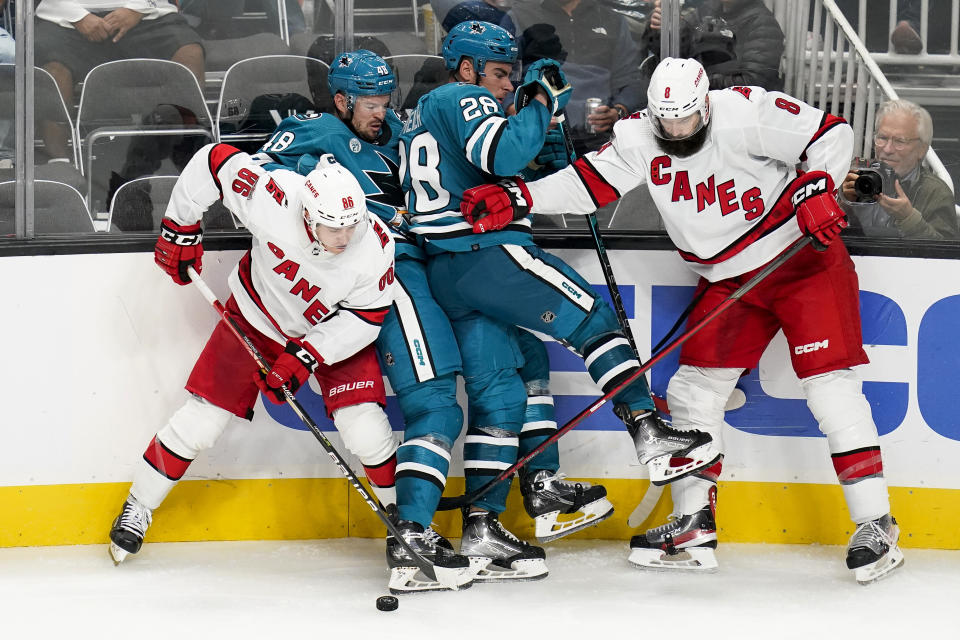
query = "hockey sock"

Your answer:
(364, 453), (397, 508)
